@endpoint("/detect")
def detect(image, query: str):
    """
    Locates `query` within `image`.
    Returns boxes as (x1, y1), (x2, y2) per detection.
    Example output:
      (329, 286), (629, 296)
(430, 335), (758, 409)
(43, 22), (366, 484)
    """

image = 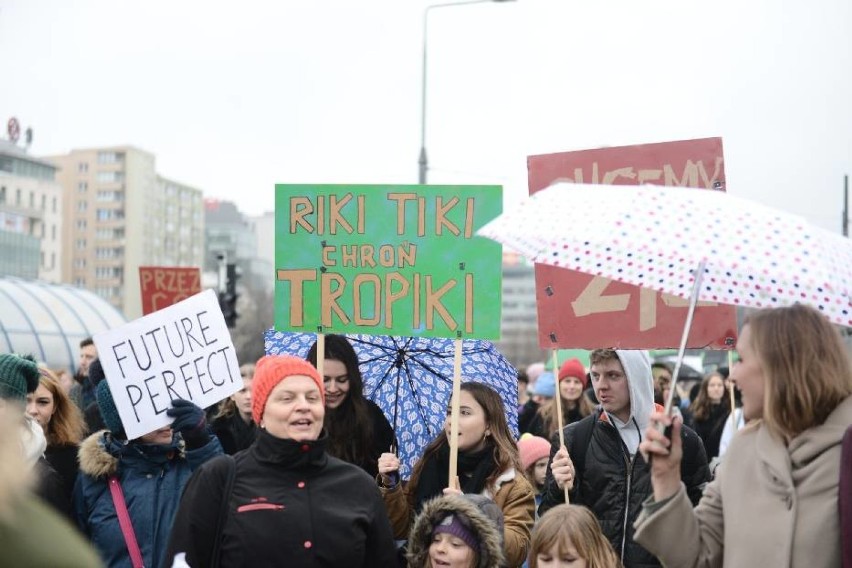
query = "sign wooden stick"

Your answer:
(448, 338), (463, 484)
(316, 333), (325, 380)
(552, 350), (569, 504)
